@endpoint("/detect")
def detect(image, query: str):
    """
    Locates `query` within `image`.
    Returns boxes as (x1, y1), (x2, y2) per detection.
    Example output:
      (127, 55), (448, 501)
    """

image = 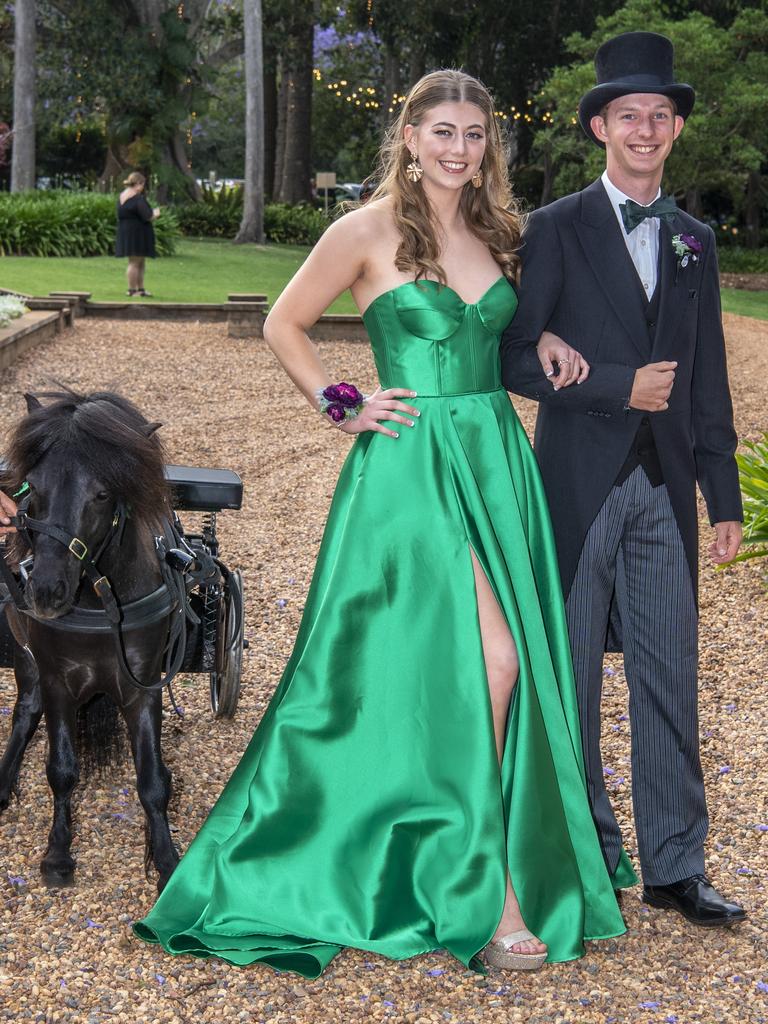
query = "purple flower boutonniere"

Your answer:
(672, 232), (703, 270)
